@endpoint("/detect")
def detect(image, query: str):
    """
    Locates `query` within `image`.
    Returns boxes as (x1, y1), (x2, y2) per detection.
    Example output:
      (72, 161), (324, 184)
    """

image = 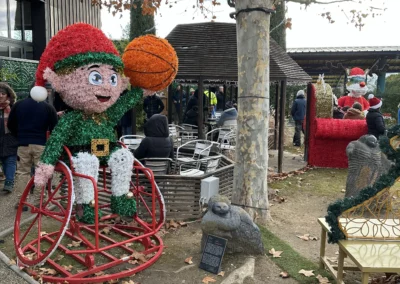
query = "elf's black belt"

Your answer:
(67, 140), (118, 157)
